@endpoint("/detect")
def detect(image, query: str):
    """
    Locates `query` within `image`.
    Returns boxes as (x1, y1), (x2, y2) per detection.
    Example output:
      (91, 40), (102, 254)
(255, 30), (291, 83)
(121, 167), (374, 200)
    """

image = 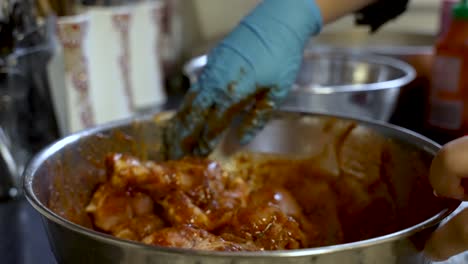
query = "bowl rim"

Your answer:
(23, 111), (459, 258)
(183, 51), (417, 95)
